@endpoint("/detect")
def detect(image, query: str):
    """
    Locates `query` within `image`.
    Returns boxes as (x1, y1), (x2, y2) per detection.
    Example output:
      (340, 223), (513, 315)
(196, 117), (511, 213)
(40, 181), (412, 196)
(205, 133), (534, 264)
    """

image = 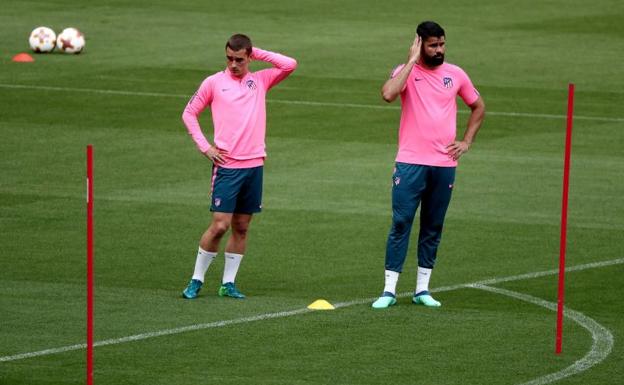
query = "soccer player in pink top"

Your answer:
(372, 22), (485, 309)
(181, 34), (297, 299)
